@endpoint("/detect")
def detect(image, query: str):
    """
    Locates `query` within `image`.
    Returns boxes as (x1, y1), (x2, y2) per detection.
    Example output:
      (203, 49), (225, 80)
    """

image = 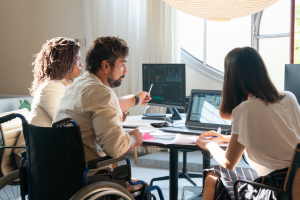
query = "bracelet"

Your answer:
(134, 95), (139, 106)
